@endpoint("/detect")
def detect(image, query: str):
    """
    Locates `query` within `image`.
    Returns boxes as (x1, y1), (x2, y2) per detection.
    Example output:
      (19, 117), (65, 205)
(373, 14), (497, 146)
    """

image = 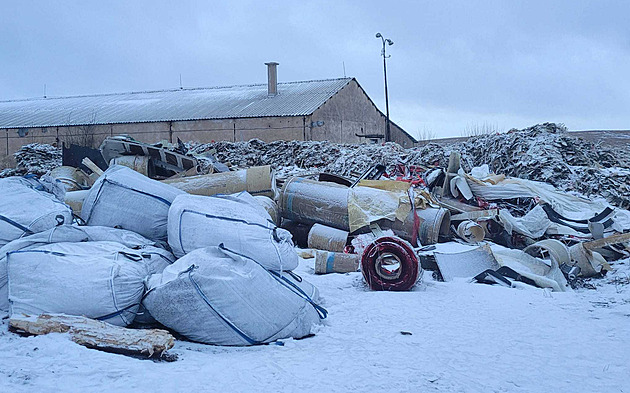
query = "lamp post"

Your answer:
(376, 32), (393, 143)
